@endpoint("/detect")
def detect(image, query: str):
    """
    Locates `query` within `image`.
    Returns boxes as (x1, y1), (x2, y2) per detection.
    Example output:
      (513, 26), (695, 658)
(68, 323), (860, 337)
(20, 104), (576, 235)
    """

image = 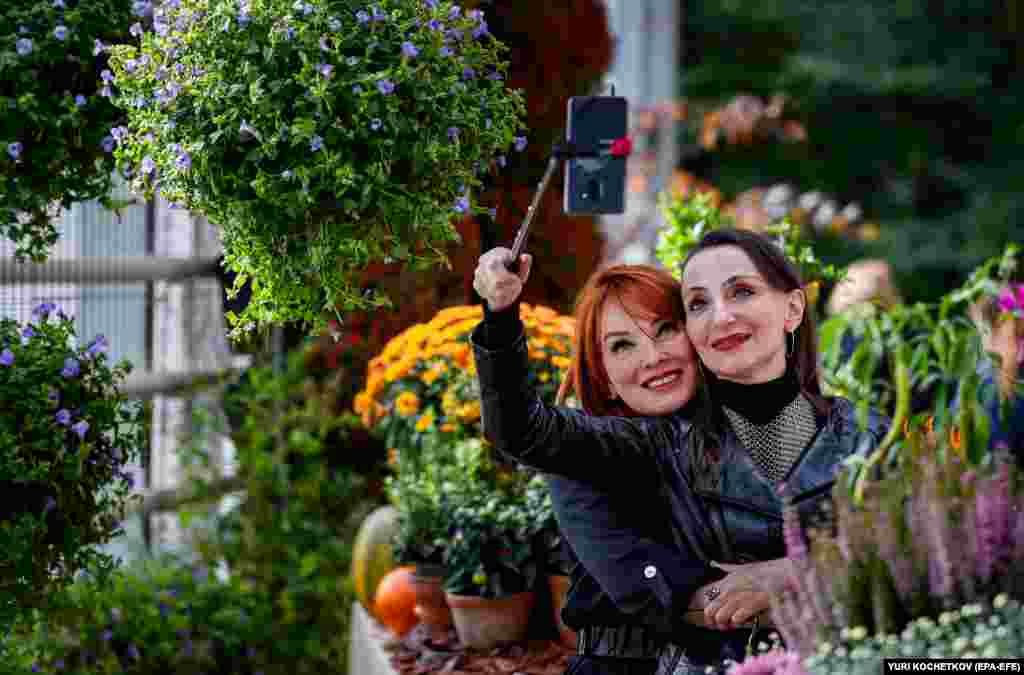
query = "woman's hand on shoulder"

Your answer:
(473, 247), (533, 312)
